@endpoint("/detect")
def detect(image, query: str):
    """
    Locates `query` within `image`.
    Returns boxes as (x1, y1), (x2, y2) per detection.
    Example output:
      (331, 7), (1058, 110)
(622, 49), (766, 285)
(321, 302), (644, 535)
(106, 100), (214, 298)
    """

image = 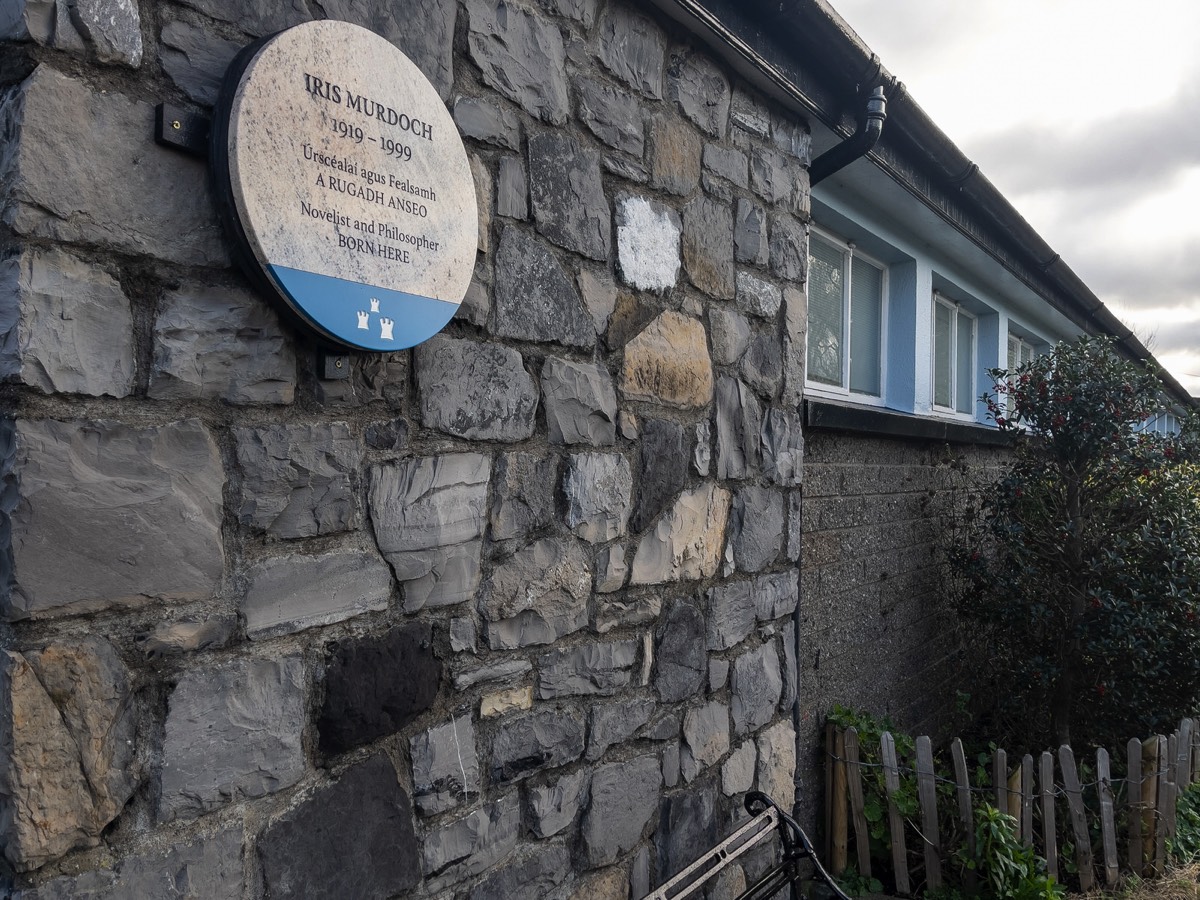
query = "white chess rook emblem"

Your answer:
(370, 298), (380, 313)
(356, 310), (369, 329)
(379, 317), (394, 340)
